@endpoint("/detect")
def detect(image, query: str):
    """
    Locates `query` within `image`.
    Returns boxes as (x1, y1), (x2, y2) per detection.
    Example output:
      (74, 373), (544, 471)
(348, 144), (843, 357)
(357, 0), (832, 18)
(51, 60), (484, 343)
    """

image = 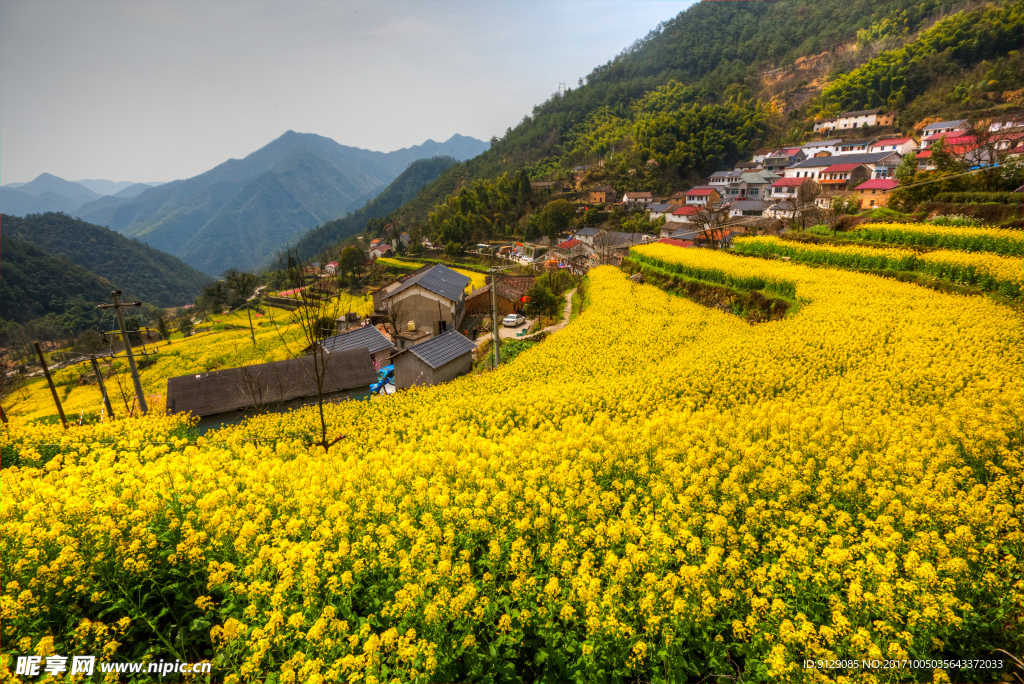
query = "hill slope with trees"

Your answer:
(2, 213), (211, 308)
(0, 234), (115, 331)
(331, 0), (1021, 250)
(285, 156), (459, 265)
